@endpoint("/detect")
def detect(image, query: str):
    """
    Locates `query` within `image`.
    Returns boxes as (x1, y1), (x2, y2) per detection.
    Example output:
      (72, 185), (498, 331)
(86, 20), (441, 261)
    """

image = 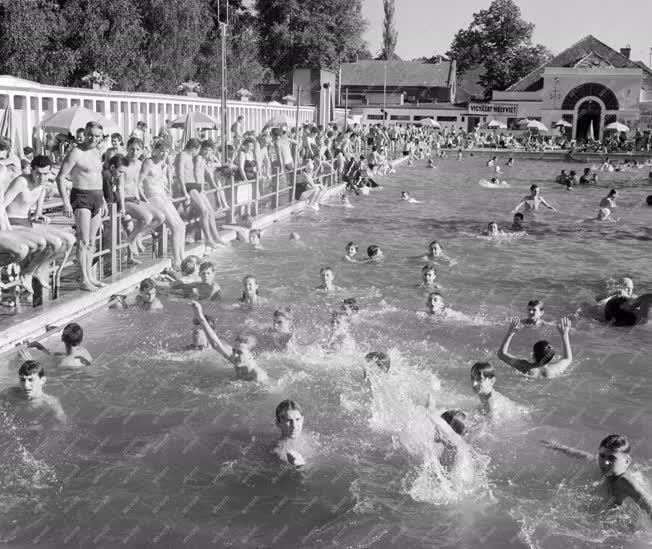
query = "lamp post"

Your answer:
(383, 63), (387, 127)
(219, 0), (229, 165)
